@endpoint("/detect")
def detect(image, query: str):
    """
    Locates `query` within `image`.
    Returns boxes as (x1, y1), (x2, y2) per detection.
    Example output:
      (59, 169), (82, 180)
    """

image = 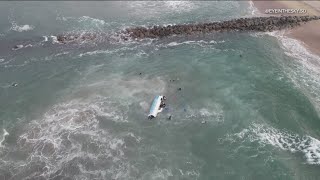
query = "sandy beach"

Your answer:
(253, 1), (320, 56)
